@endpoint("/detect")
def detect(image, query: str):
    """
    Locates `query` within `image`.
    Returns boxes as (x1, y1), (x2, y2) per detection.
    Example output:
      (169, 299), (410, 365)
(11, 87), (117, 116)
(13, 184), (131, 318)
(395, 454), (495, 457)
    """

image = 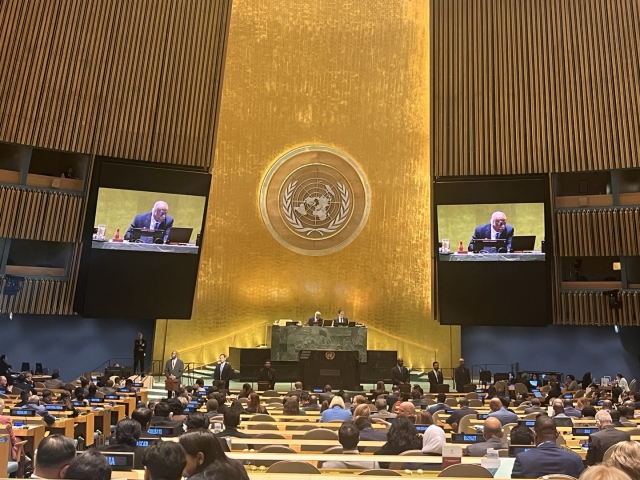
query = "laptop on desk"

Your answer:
(348, 321), (356, 327)
(510, 235), (536, 252)
(166, 227), (193, 244)
(323, 319), (334, 327)
(129, 228), (164, 243)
